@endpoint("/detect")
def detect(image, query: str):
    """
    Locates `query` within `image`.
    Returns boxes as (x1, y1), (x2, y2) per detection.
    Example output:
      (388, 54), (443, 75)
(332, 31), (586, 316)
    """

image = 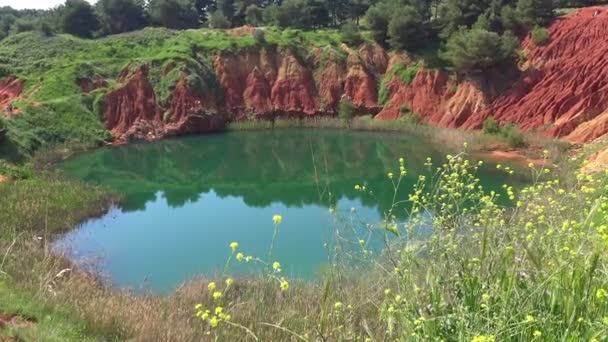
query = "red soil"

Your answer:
(12, 14), (603, 144)
(102, 66), (163, 141)
(270, 51), (318, 115)
(377, 8), (608, 144)
(164, 76), (225, 136)
(0, 76), (24, 113)
(464, 6), (608, 143)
